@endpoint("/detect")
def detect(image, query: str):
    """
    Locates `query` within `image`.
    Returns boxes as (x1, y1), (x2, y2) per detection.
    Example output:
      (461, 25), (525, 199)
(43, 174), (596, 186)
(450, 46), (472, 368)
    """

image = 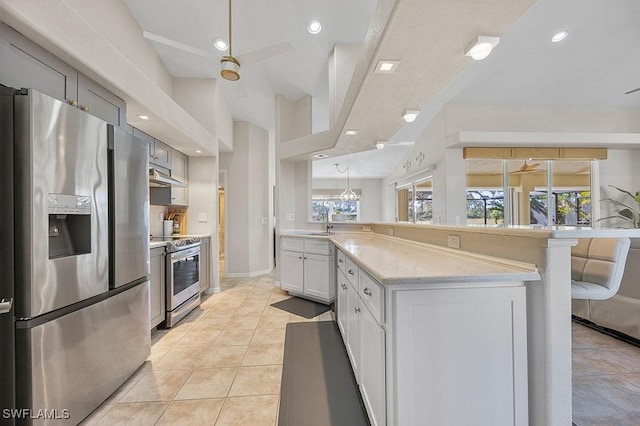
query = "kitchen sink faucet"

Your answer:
(324, 207), (333, 234)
